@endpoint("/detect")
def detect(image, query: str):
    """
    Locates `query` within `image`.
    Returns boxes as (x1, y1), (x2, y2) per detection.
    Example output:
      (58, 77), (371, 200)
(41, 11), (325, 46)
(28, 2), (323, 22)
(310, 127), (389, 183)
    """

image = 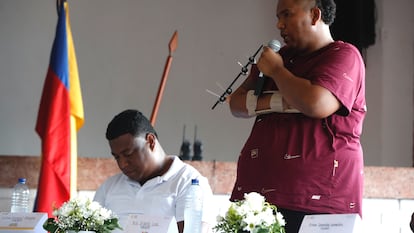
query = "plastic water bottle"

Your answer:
(11, 178), (30, 213)
(183, 178), (203, 233)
